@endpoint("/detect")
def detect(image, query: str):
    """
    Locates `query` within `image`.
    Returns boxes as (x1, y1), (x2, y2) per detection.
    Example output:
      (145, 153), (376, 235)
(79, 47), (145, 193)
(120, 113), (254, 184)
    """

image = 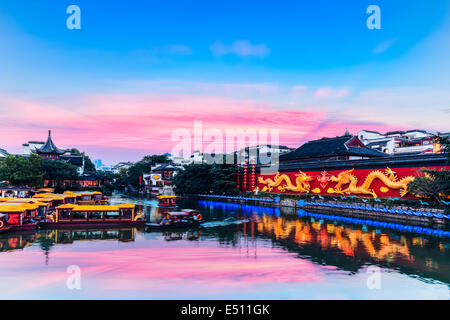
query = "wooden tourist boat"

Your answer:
(63, 191), (108, 205)
(39, 203), (145, 228)
(145, 210), (203, 230)
(0, 198), (49, 222)
(0, 203), (39, 232)
(157, 195), (177, 207)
